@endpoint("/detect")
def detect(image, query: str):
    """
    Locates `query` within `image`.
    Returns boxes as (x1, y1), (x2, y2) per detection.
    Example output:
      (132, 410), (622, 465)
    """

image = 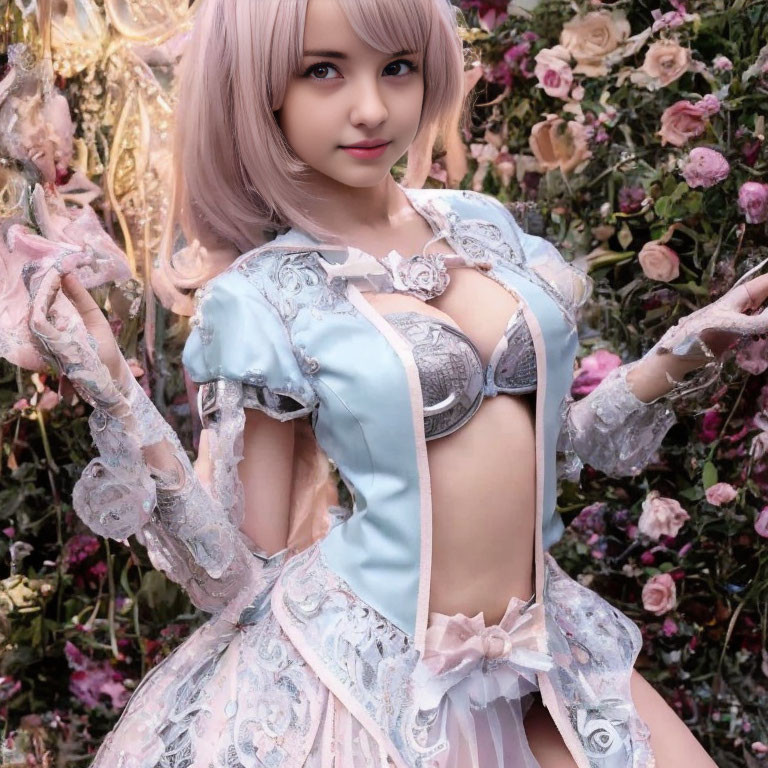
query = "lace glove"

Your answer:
(558, 261), (768, 481)
(28, 262), (277, 615)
